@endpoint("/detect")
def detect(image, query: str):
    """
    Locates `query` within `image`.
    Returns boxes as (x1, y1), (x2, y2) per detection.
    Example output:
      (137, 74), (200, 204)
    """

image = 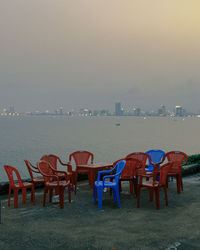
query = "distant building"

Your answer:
(9, 106), (15, 114)
(79, 108), (92, 116)
(115, 102), (122, 116)
(175, 106), (186, 117)
(100, 109), (110, 116)
(59, 107), (63, 115)
(132, 107), (141, 116)
(158, 105), (166, 116)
